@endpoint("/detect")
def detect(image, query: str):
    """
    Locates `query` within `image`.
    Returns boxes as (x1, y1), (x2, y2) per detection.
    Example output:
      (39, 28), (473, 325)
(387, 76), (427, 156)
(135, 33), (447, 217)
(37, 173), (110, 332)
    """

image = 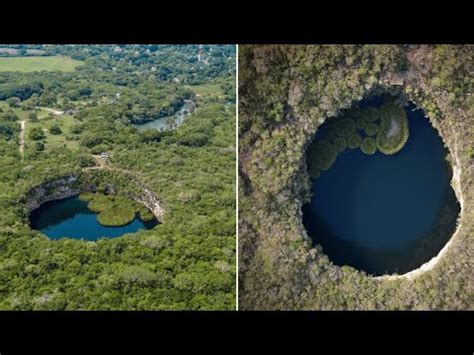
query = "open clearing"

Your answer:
(0, 101), (80, 153)
(185, 83), (224, 97)
(0, 56), (84, 72)
(25, 113), (80, 152)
